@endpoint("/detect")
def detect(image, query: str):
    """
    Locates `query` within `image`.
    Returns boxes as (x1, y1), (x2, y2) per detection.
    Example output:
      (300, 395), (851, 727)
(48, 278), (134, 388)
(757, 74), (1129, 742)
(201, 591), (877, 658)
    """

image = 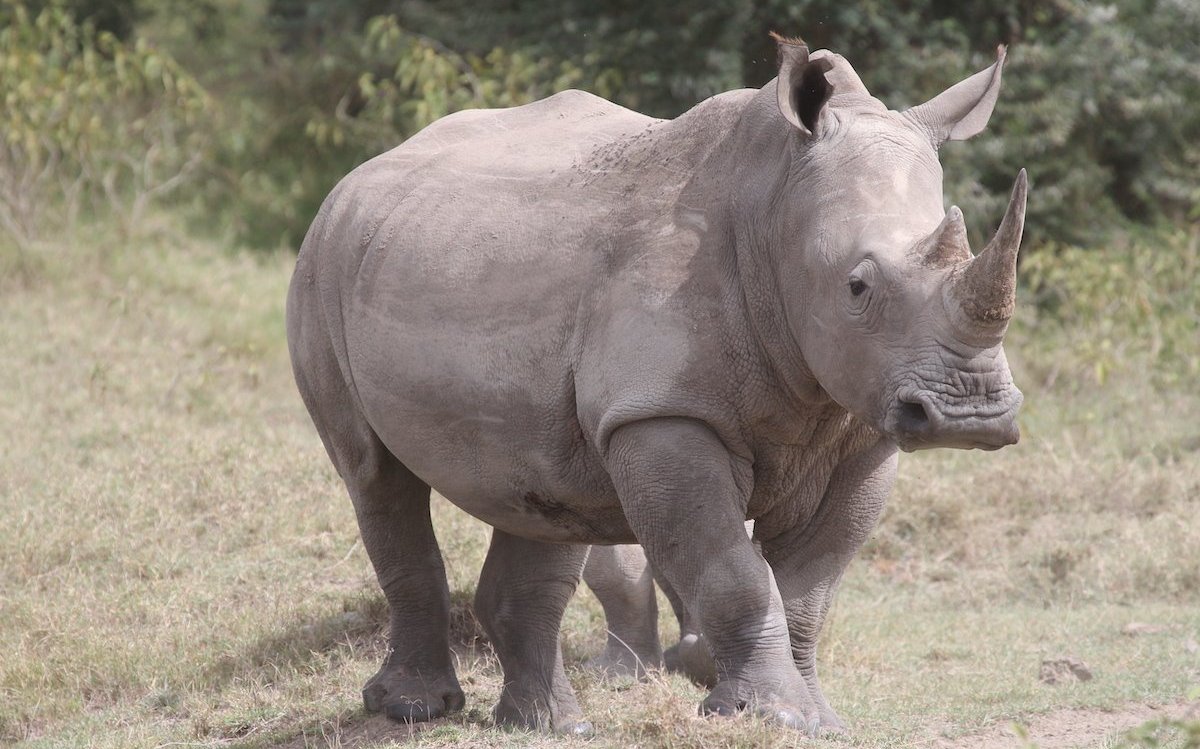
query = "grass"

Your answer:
(1, 220), (1197, 748)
